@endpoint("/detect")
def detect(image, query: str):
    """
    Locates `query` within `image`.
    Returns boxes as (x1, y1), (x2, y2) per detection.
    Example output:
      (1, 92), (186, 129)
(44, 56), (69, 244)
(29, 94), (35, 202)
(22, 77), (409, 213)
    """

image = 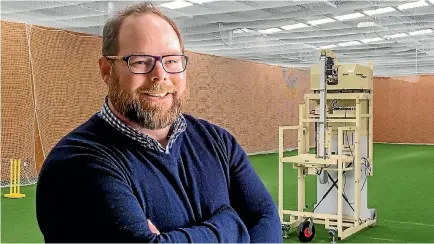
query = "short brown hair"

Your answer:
(102, 2), (184, 56)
